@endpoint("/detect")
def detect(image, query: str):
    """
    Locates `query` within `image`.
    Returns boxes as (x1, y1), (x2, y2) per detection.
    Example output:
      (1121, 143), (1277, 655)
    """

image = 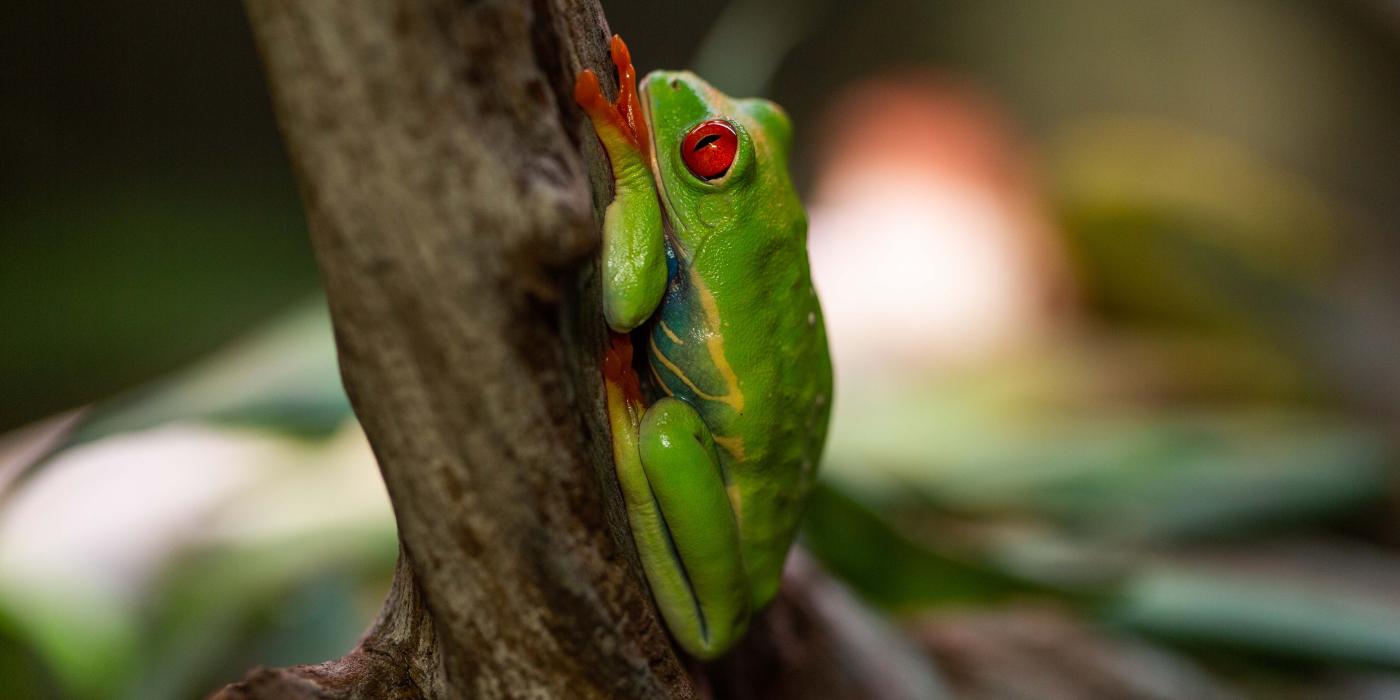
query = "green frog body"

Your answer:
(576, 36), (832, 659)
